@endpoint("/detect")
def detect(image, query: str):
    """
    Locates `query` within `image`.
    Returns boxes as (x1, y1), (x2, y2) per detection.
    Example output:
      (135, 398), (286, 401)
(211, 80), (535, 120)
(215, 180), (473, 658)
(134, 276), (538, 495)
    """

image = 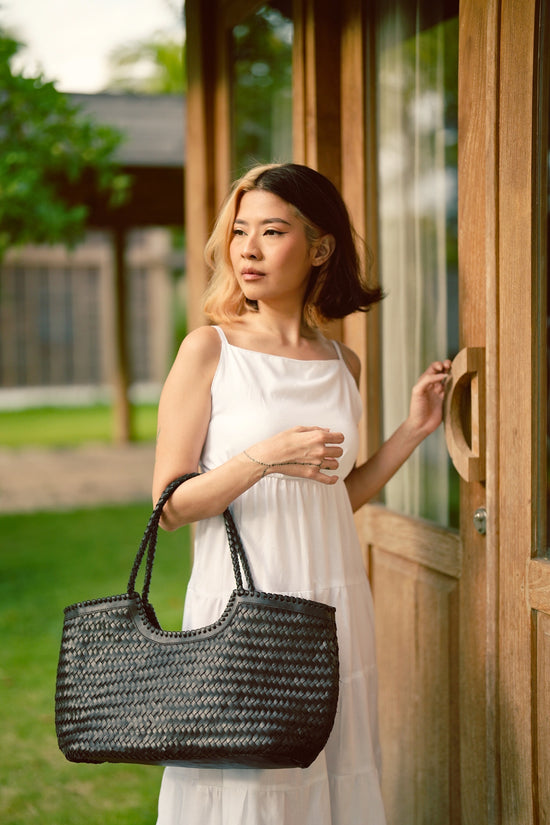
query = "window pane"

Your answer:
(375, 0), (459, 526)
(231, 3), (293, 176)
